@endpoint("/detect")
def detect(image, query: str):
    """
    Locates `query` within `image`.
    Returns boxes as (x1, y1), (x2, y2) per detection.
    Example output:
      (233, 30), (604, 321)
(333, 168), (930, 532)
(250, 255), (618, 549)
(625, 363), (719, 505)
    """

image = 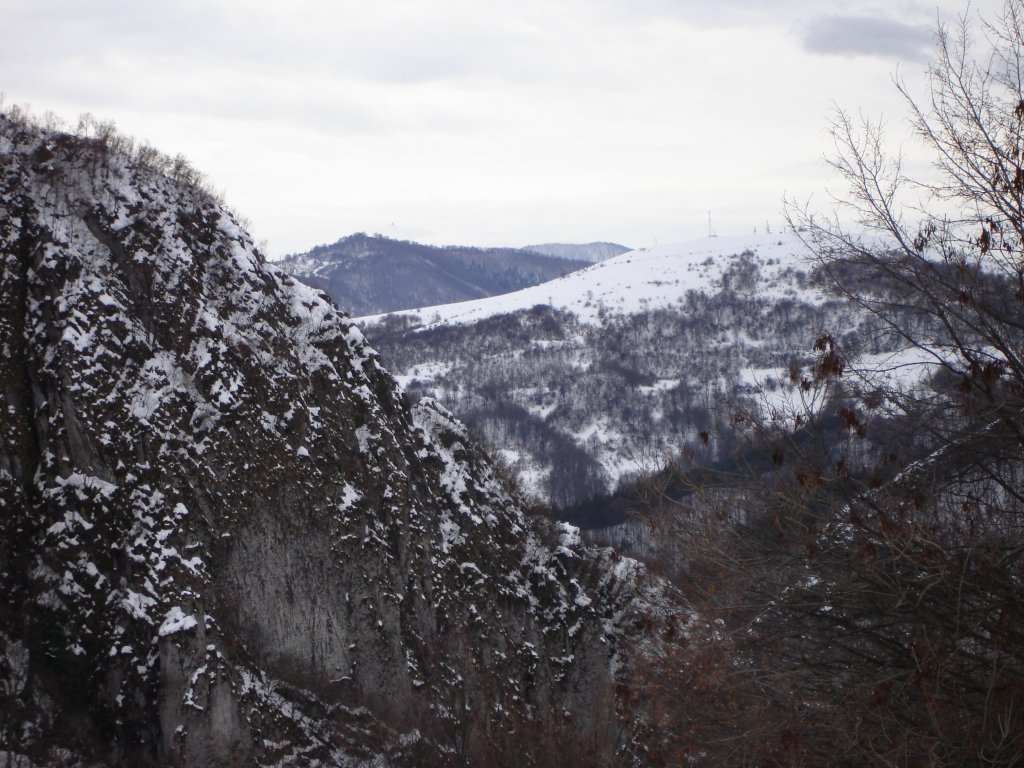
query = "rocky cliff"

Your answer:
(0, 114), (676, 767)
